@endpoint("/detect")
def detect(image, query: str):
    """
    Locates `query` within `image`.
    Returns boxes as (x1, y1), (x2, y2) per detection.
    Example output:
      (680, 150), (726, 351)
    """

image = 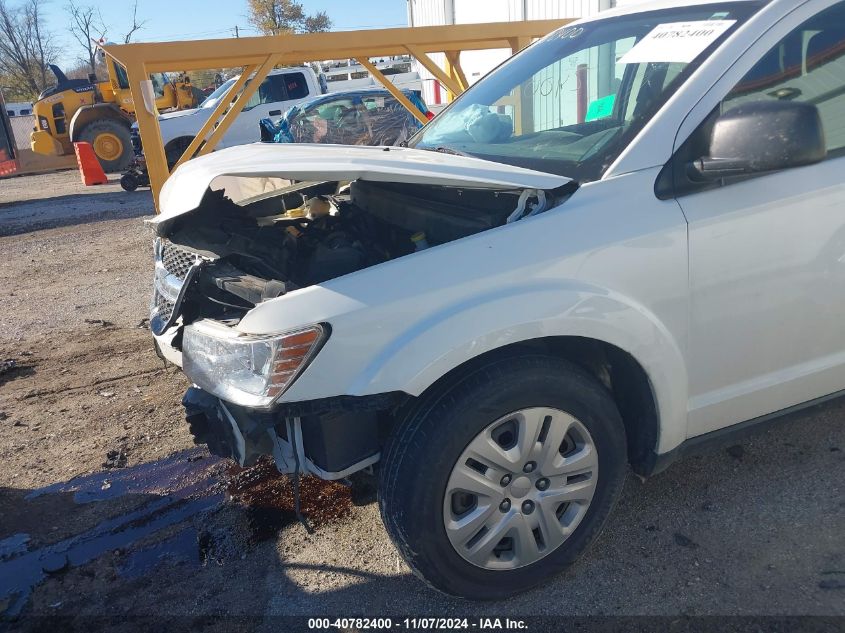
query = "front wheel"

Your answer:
(120, 172), (138, 192)
(379, 353), (627, 599)
(78, 119), (133, 172)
